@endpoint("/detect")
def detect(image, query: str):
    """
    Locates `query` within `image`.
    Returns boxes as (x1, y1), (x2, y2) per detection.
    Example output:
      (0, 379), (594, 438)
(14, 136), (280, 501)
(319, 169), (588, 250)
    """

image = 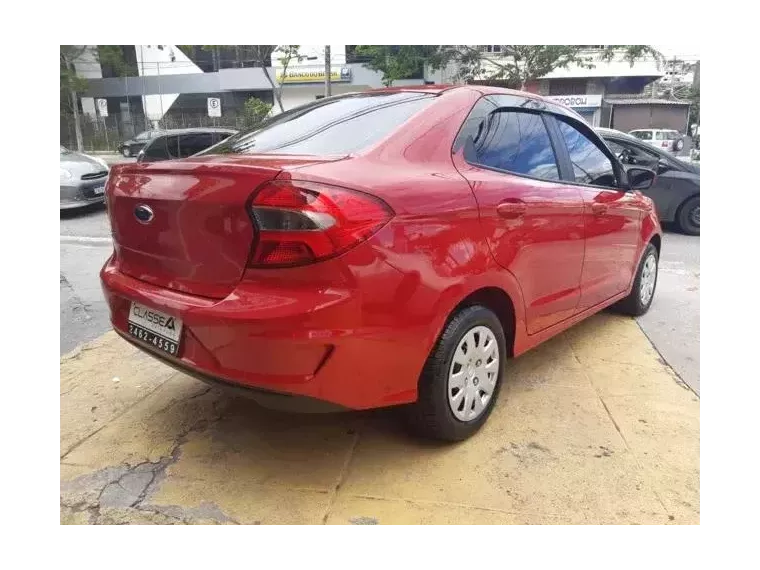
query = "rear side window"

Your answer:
(631, 131), (653, 141)
(206, 92), (435, 156)
(471, 110), (559, 180)
(214, 132), (234, 144)
(179, 132), (214, 158)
